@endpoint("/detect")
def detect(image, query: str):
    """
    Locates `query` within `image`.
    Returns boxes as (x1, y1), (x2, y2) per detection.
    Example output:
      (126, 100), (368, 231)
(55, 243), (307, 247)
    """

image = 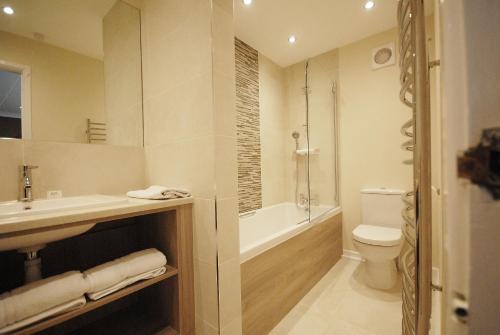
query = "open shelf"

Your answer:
(13, 265), (178, 335)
